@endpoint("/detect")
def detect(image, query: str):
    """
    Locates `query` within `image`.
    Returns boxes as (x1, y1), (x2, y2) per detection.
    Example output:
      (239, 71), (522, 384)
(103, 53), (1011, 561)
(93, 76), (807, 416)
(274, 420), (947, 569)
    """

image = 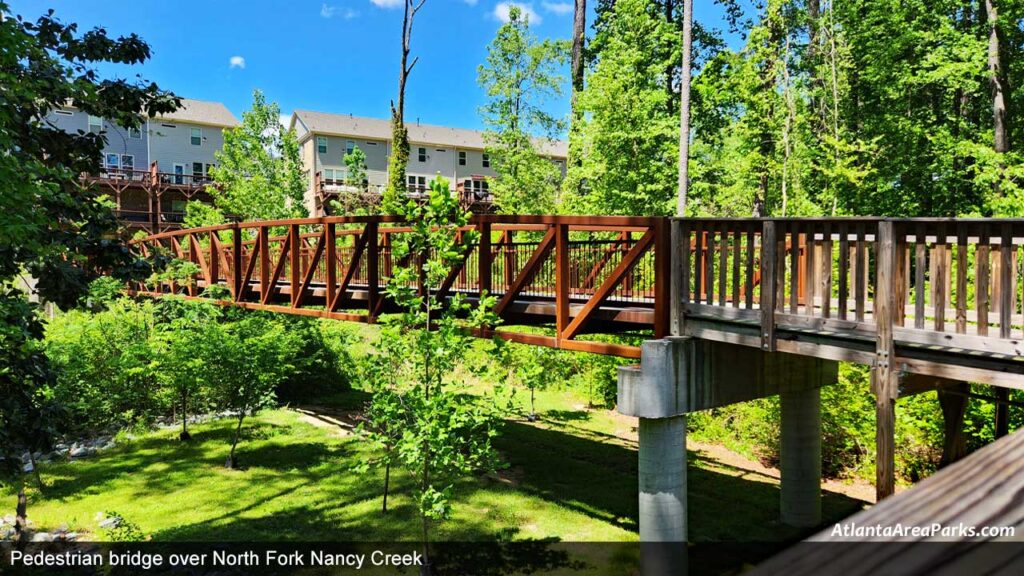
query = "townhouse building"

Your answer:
(48, 98), (238, 232)
(289, 110), (568, 216)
